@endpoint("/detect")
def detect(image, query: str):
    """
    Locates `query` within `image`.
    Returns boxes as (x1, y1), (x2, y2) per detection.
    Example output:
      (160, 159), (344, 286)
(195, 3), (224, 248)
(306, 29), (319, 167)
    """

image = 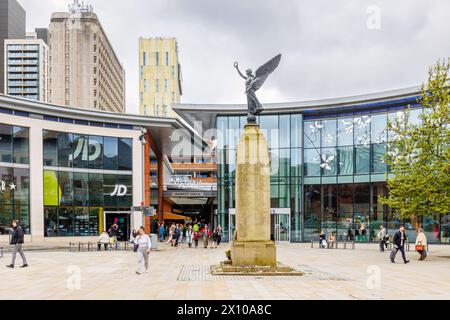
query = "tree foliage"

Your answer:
(380, 59), (450, 220)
